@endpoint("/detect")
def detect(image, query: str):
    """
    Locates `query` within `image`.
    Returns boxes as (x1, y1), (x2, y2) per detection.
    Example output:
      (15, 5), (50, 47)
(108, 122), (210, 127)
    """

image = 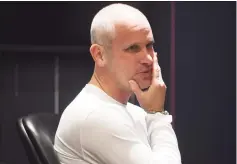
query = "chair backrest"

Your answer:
(17, 113), (61, 164)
